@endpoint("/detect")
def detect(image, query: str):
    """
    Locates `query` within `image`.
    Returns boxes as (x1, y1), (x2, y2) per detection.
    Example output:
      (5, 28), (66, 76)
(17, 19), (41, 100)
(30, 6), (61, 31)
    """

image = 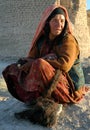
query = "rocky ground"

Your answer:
(0, 57), (90, 130)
